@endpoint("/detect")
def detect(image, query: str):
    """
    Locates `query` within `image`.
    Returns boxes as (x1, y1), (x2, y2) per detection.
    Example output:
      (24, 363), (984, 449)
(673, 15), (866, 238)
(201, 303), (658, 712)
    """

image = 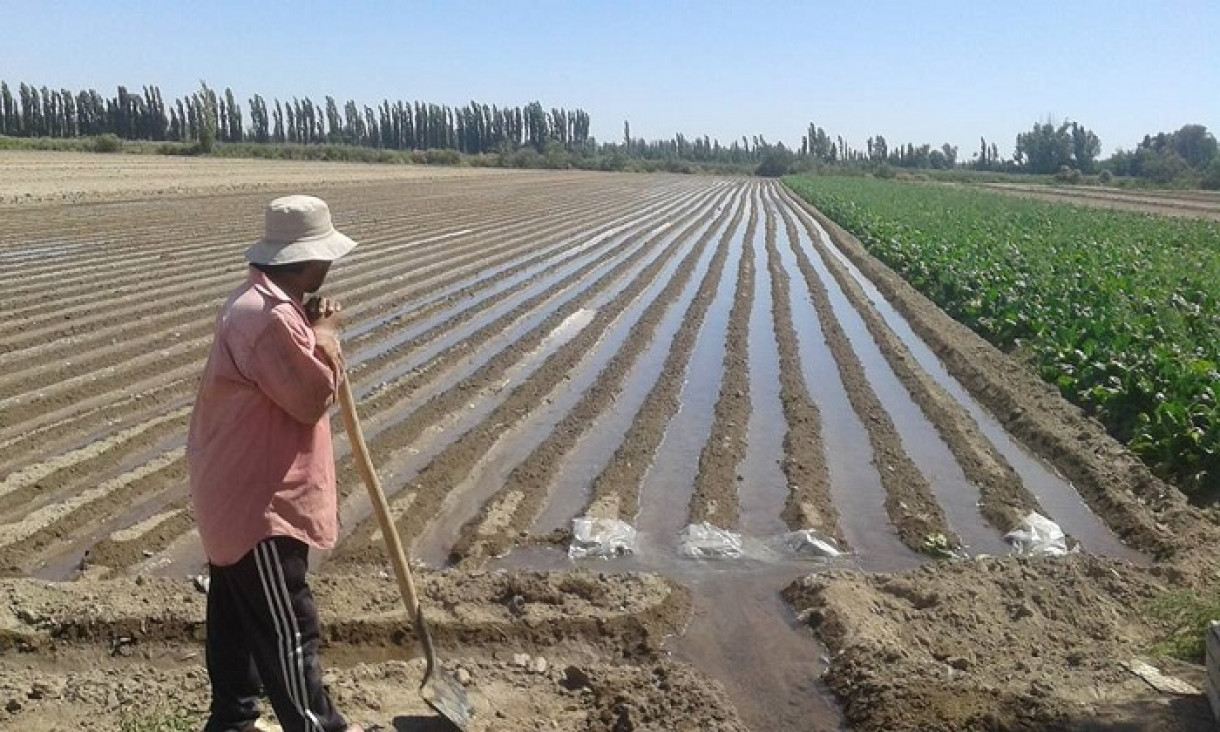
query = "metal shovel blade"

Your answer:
(416, 609), (473, 730)
(420, 674), (474, 730)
